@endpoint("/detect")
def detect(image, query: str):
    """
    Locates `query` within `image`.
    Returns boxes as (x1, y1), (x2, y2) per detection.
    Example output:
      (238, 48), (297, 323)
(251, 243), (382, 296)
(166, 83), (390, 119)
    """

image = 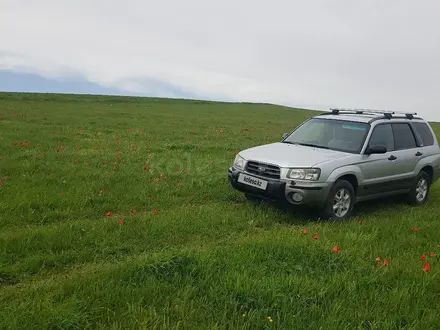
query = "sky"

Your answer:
(1, 0), (439, 120)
